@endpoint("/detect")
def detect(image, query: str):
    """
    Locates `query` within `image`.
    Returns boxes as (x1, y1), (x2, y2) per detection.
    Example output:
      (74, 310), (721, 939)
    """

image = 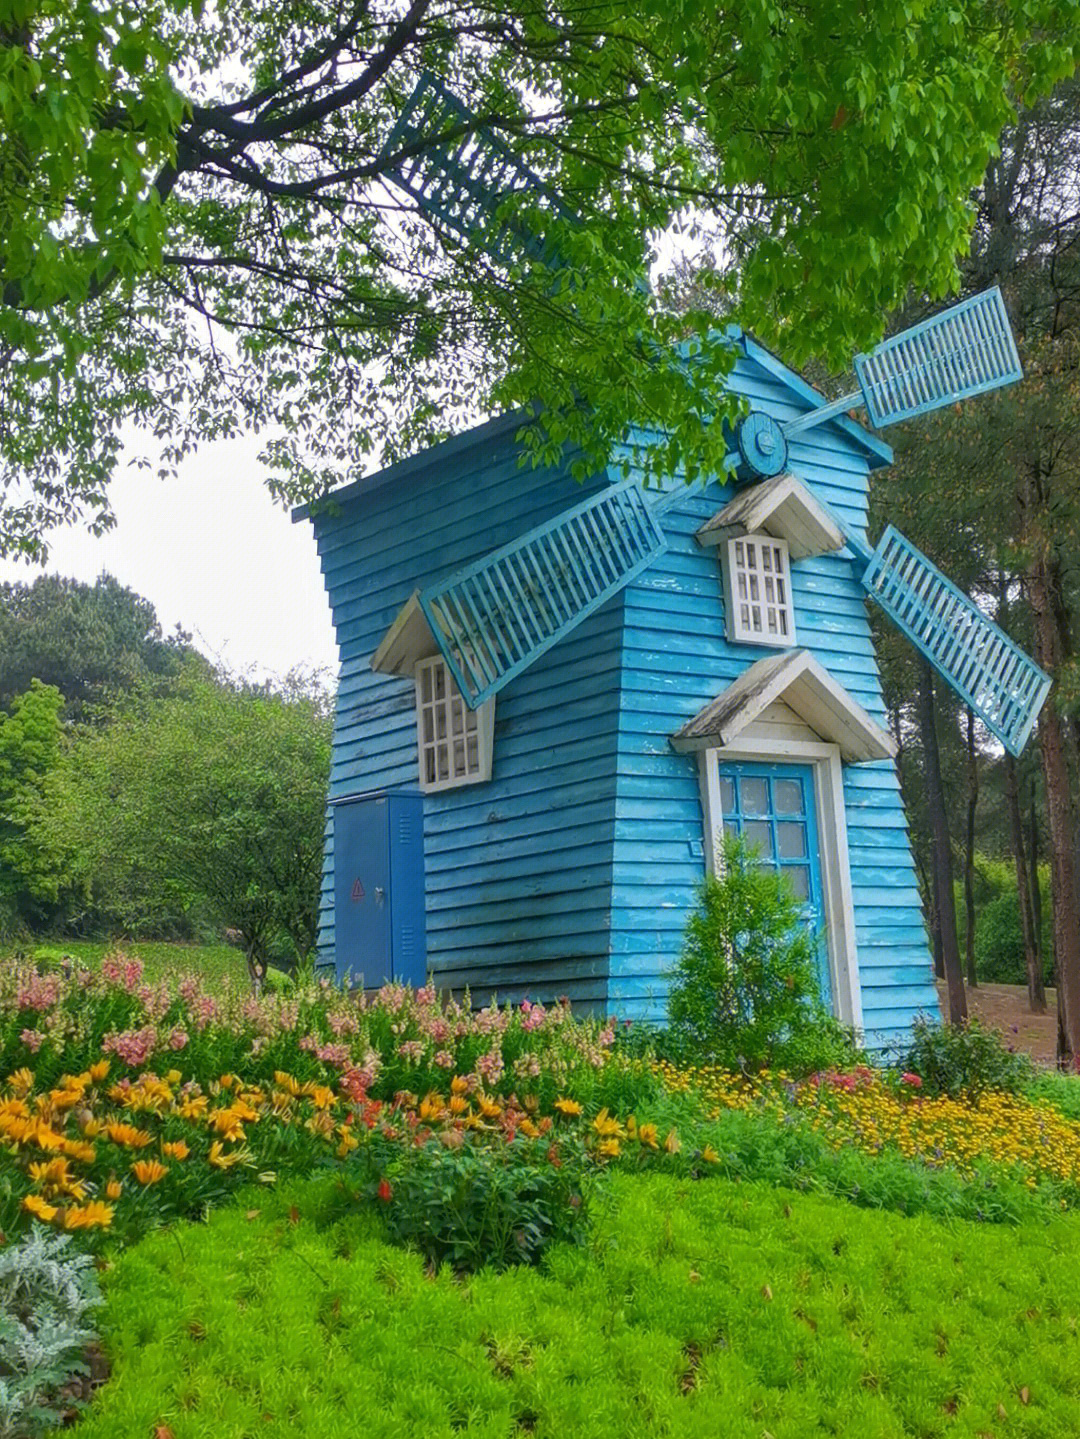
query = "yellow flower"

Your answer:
(161, 1140), (190, 1161)
(178, 1094), (209, 1121)
(663, 1129), (681, 1155)
(61, 1138), (97, 1165)
(87, 1060), (110, 1083)
(165, 1069), (182, 1086)
(131, 1159), (169, 1186)
(209, 1108), (247, 1142)
(477, 1096), (502, 1120)
(22, 1193), (58, 1222)
(637, 1124), (659, 1151)
(591, 1108), (624, 1139)
(274, 1071), (302, 1096)
(450, 1075), (469, 1096)
(208, 1141), (245, 1170)
(519, 1117), (539, 1138)
(306, 1086), (336, 1112)
(554, 1098), (583, 1117)
(62, 1201), (114, 1230)
(8, 1068), (34, 1096)
(106, 1178), (123, 1200)
(448, 1094), (470, 1117)
(702, 1145), (720, 1164)
(597, 1138), (621, 1158)
(336, 1130), (359, 1159)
